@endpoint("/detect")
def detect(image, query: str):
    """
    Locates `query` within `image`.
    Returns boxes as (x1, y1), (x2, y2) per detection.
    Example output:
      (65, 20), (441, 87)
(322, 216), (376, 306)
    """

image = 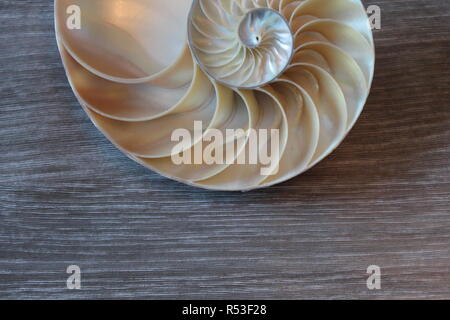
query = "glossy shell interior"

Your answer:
(55, 0), (375, 191)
